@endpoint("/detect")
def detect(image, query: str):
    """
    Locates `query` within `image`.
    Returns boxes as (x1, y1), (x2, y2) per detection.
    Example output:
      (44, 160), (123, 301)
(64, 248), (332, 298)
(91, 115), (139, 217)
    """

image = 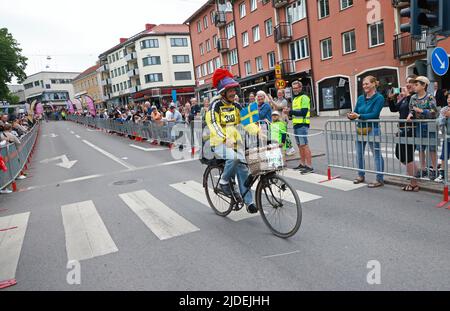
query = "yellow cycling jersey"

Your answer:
(205, 96), (259, 147)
